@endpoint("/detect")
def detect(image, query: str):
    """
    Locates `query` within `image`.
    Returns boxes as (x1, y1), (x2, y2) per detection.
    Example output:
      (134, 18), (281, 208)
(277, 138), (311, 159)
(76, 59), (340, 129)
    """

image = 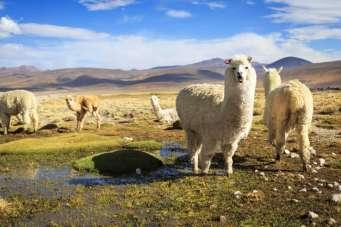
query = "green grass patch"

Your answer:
(0, 133), (123, 155)
(72, 150), (163, 175)
(123, 140), (162, 151)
